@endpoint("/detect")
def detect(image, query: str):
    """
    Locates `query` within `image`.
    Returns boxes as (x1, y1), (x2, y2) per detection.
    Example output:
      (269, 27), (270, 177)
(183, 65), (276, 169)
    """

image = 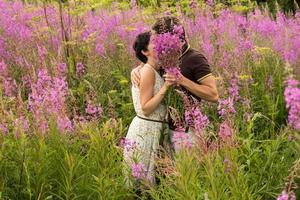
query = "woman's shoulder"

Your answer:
(139, 64), (156, 86)
(140, 64), (155, 75)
